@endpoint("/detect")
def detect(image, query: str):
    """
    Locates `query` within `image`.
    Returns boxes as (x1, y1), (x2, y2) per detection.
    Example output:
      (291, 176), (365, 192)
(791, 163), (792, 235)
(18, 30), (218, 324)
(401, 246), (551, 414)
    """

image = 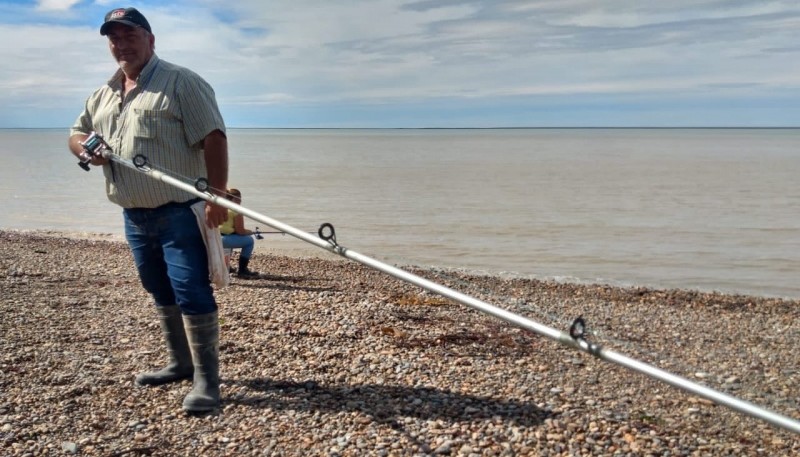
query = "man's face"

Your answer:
(105, 23), (154, 75)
